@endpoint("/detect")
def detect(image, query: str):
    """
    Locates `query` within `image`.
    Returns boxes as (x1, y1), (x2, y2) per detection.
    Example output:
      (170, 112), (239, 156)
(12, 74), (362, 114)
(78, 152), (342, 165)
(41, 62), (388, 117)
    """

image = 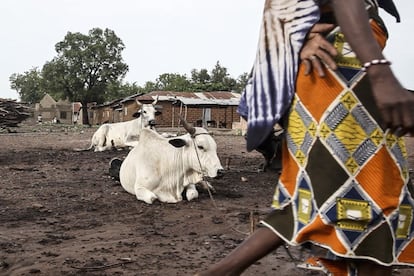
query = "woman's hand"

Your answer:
(329, 0), (413, 136)
(369, 66), (414, 136)
(300, 23), (338, 77)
